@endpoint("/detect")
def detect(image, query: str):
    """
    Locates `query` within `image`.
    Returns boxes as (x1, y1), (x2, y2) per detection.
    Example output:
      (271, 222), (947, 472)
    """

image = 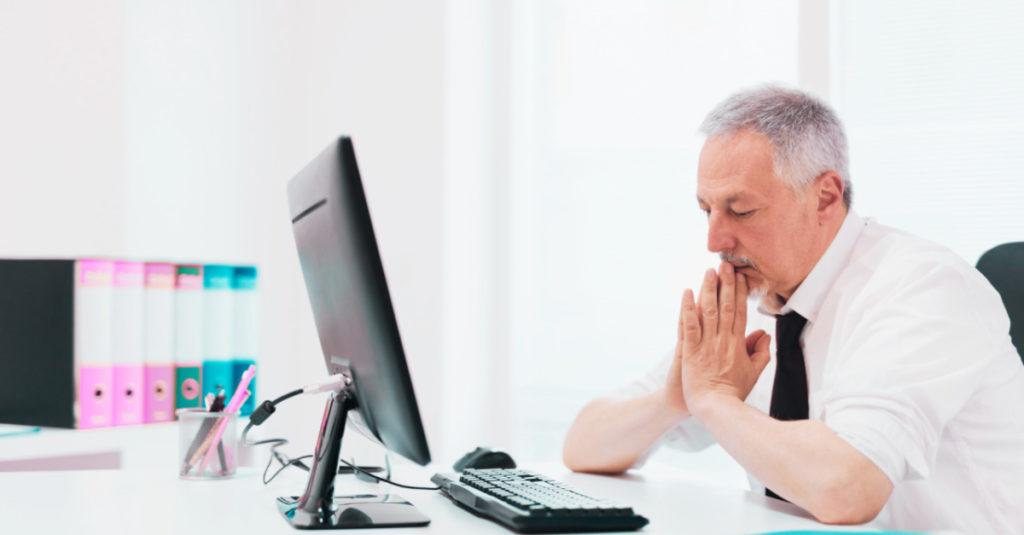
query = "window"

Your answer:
(506, 0), (800, 461)
(831, 0), (1024, 262)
